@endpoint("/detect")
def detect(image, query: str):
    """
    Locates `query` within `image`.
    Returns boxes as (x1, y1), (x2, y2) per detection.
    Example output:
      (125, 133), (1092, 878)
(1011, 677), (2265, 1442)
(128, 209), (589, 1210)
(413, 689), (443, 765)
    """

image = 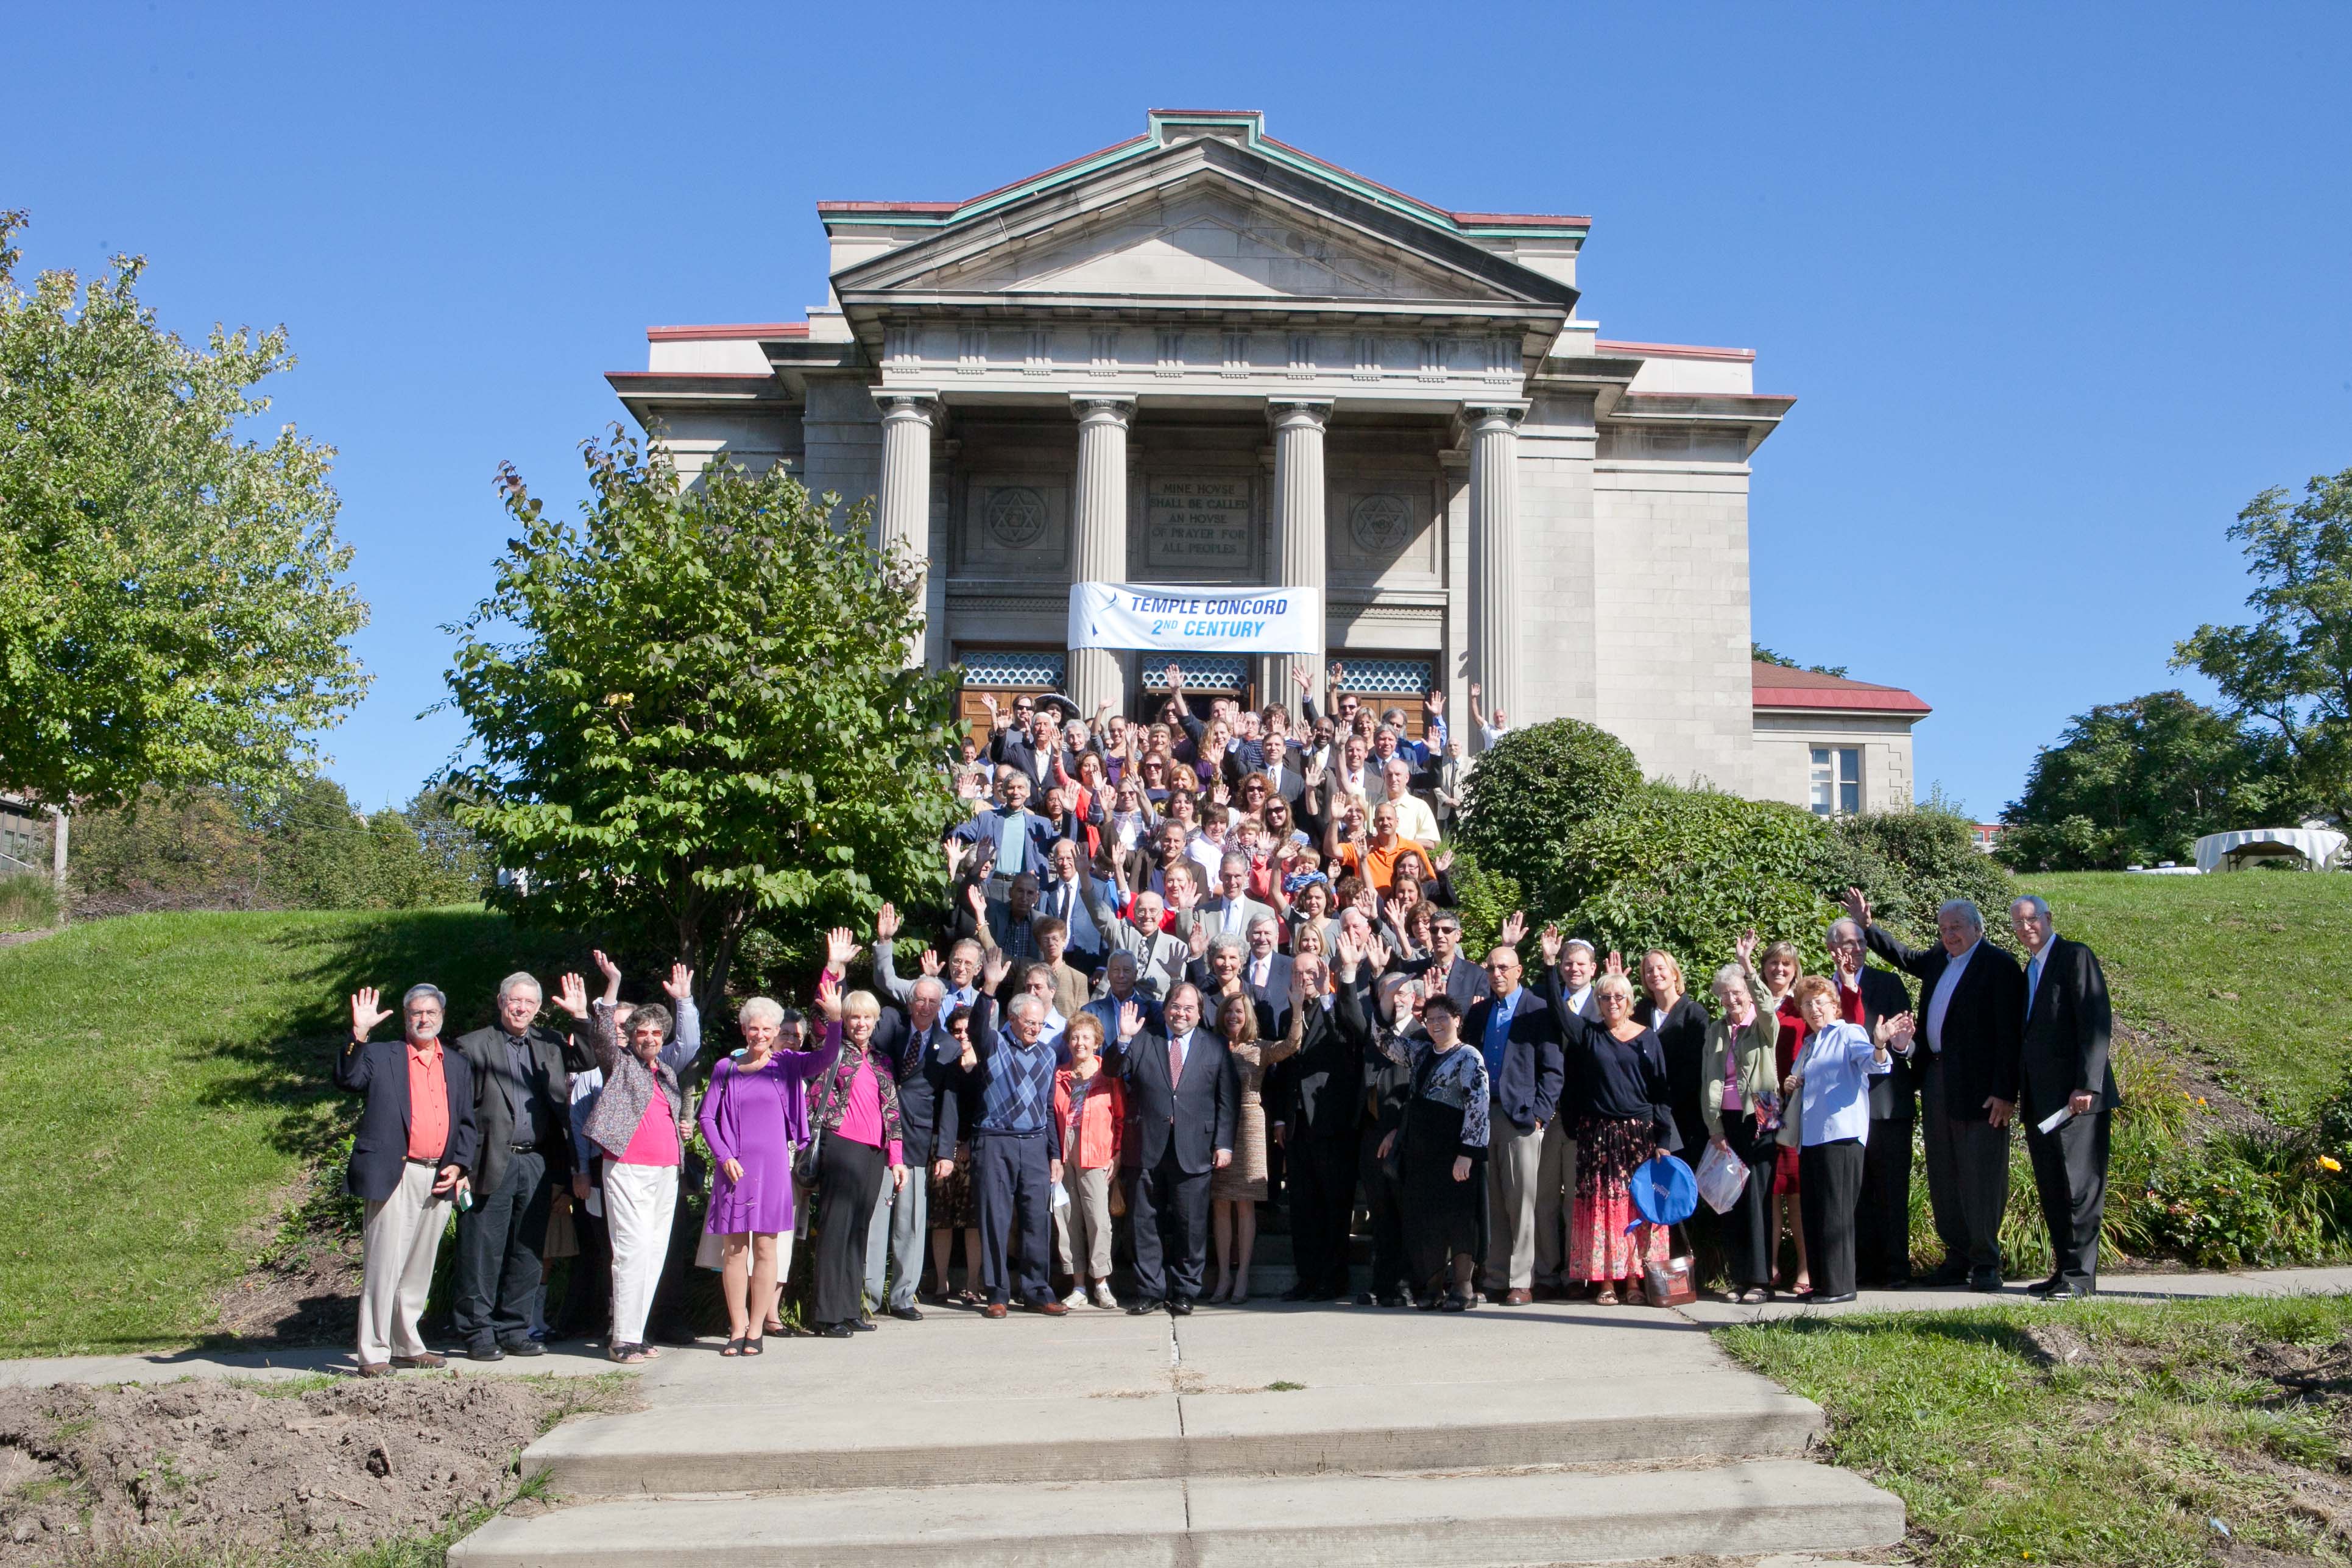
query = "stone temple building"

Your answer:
(608, 108), (1927, 816)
